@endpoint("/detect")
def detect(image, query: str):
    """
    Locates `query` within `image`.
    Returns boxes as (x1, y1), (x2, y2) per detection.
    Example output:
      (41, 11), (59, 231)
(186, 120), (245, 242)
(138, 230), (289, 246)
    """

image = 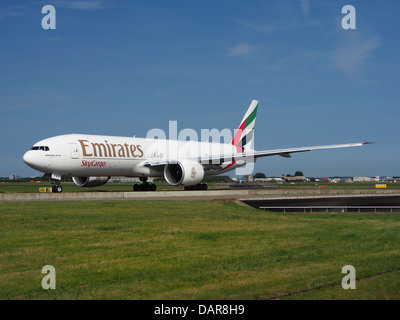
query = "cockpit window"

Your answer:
(31, 146), (49, 151)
